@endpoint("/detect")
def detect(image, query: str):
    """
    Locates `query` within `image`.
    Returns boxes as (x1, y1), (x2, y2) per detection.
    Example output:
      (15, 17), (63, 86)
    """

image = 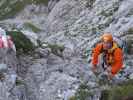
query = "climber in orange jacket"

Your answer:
(91, 33), (123, 80)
